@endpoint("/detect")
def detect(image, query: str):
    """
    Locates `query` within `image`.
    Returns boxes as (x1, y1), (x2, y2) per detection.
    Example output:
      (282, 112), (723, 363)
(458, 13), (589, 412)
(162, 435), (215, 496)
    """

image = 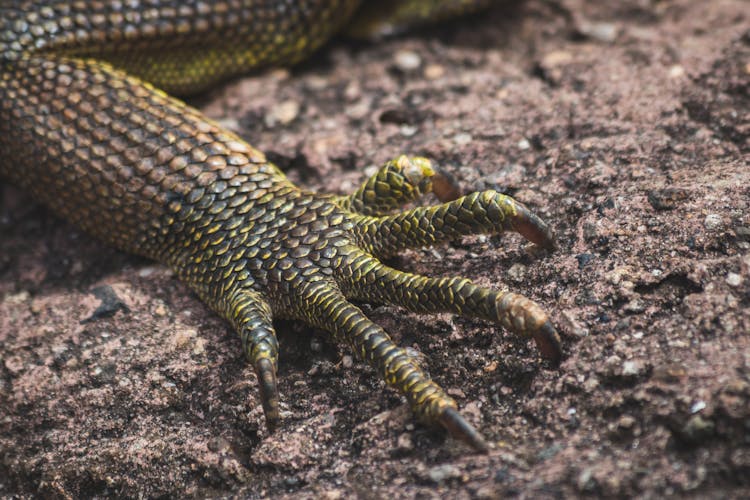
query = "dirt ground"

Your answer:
(1, 0), (749, 498)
